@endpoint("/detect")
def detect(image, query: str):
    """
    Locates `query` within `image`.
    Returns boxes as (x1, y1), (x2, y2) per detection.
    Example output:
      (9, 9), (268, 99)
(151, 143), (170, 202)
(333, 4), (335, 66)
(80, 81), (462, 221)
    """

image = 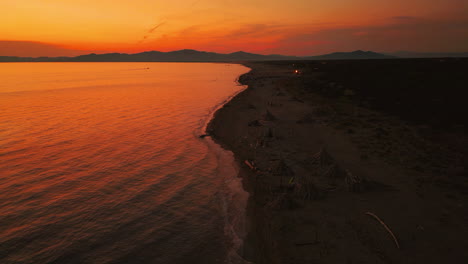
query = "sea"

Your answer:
(0, 62), (250, 264)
